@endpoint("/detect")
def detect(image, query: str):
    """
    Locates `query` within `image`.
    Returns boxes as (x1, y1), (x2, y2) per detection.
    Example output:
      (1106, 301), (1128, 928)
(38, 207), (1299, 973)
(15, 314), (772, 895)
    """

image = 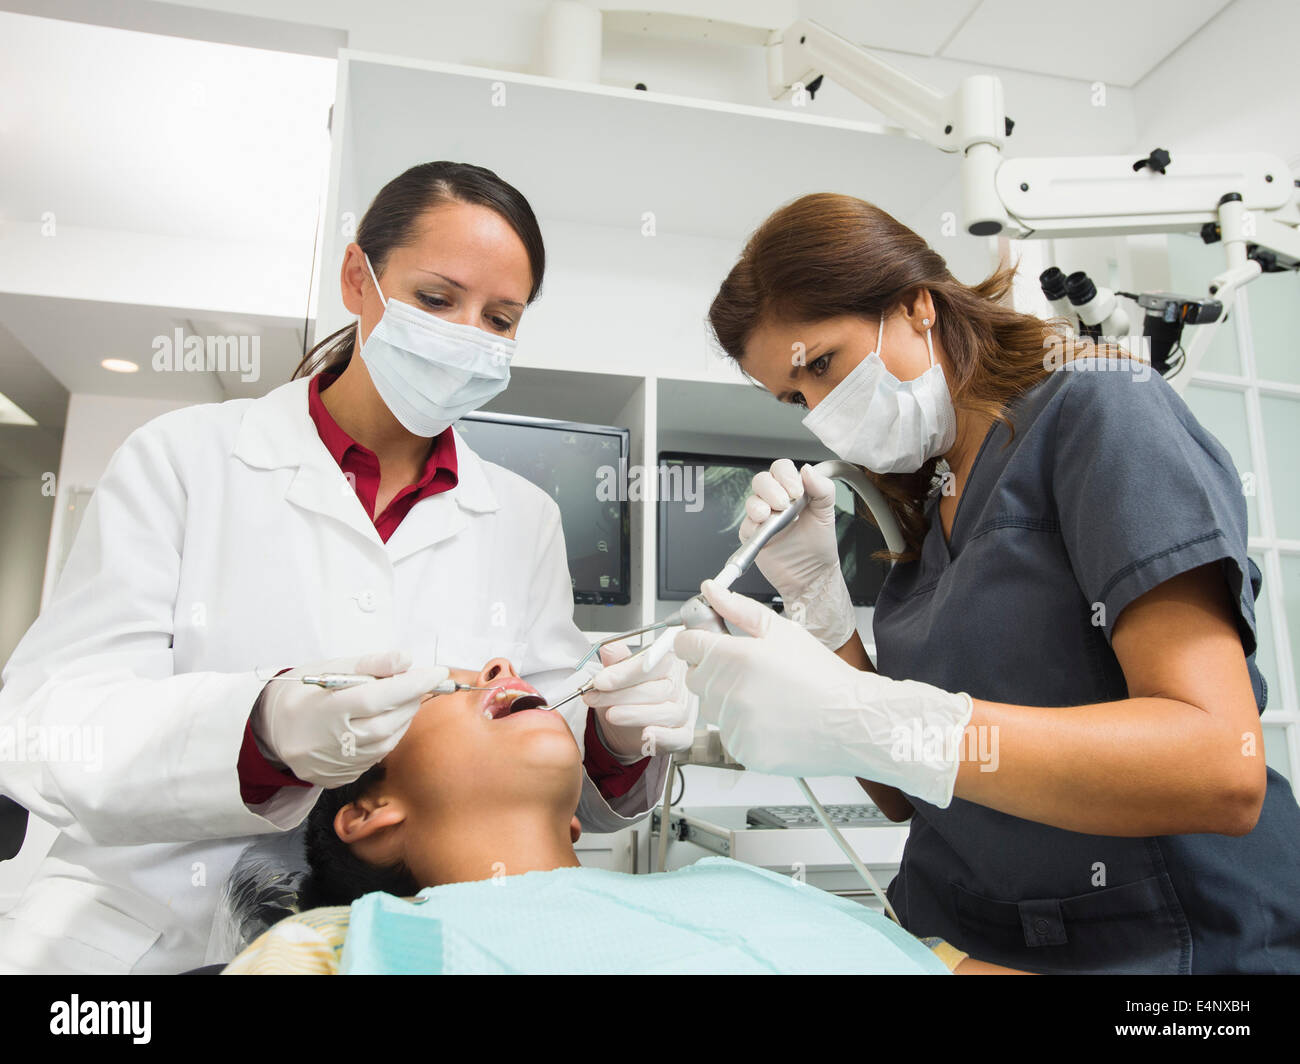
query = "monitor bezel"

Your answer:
(458, 410), (632, 606)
